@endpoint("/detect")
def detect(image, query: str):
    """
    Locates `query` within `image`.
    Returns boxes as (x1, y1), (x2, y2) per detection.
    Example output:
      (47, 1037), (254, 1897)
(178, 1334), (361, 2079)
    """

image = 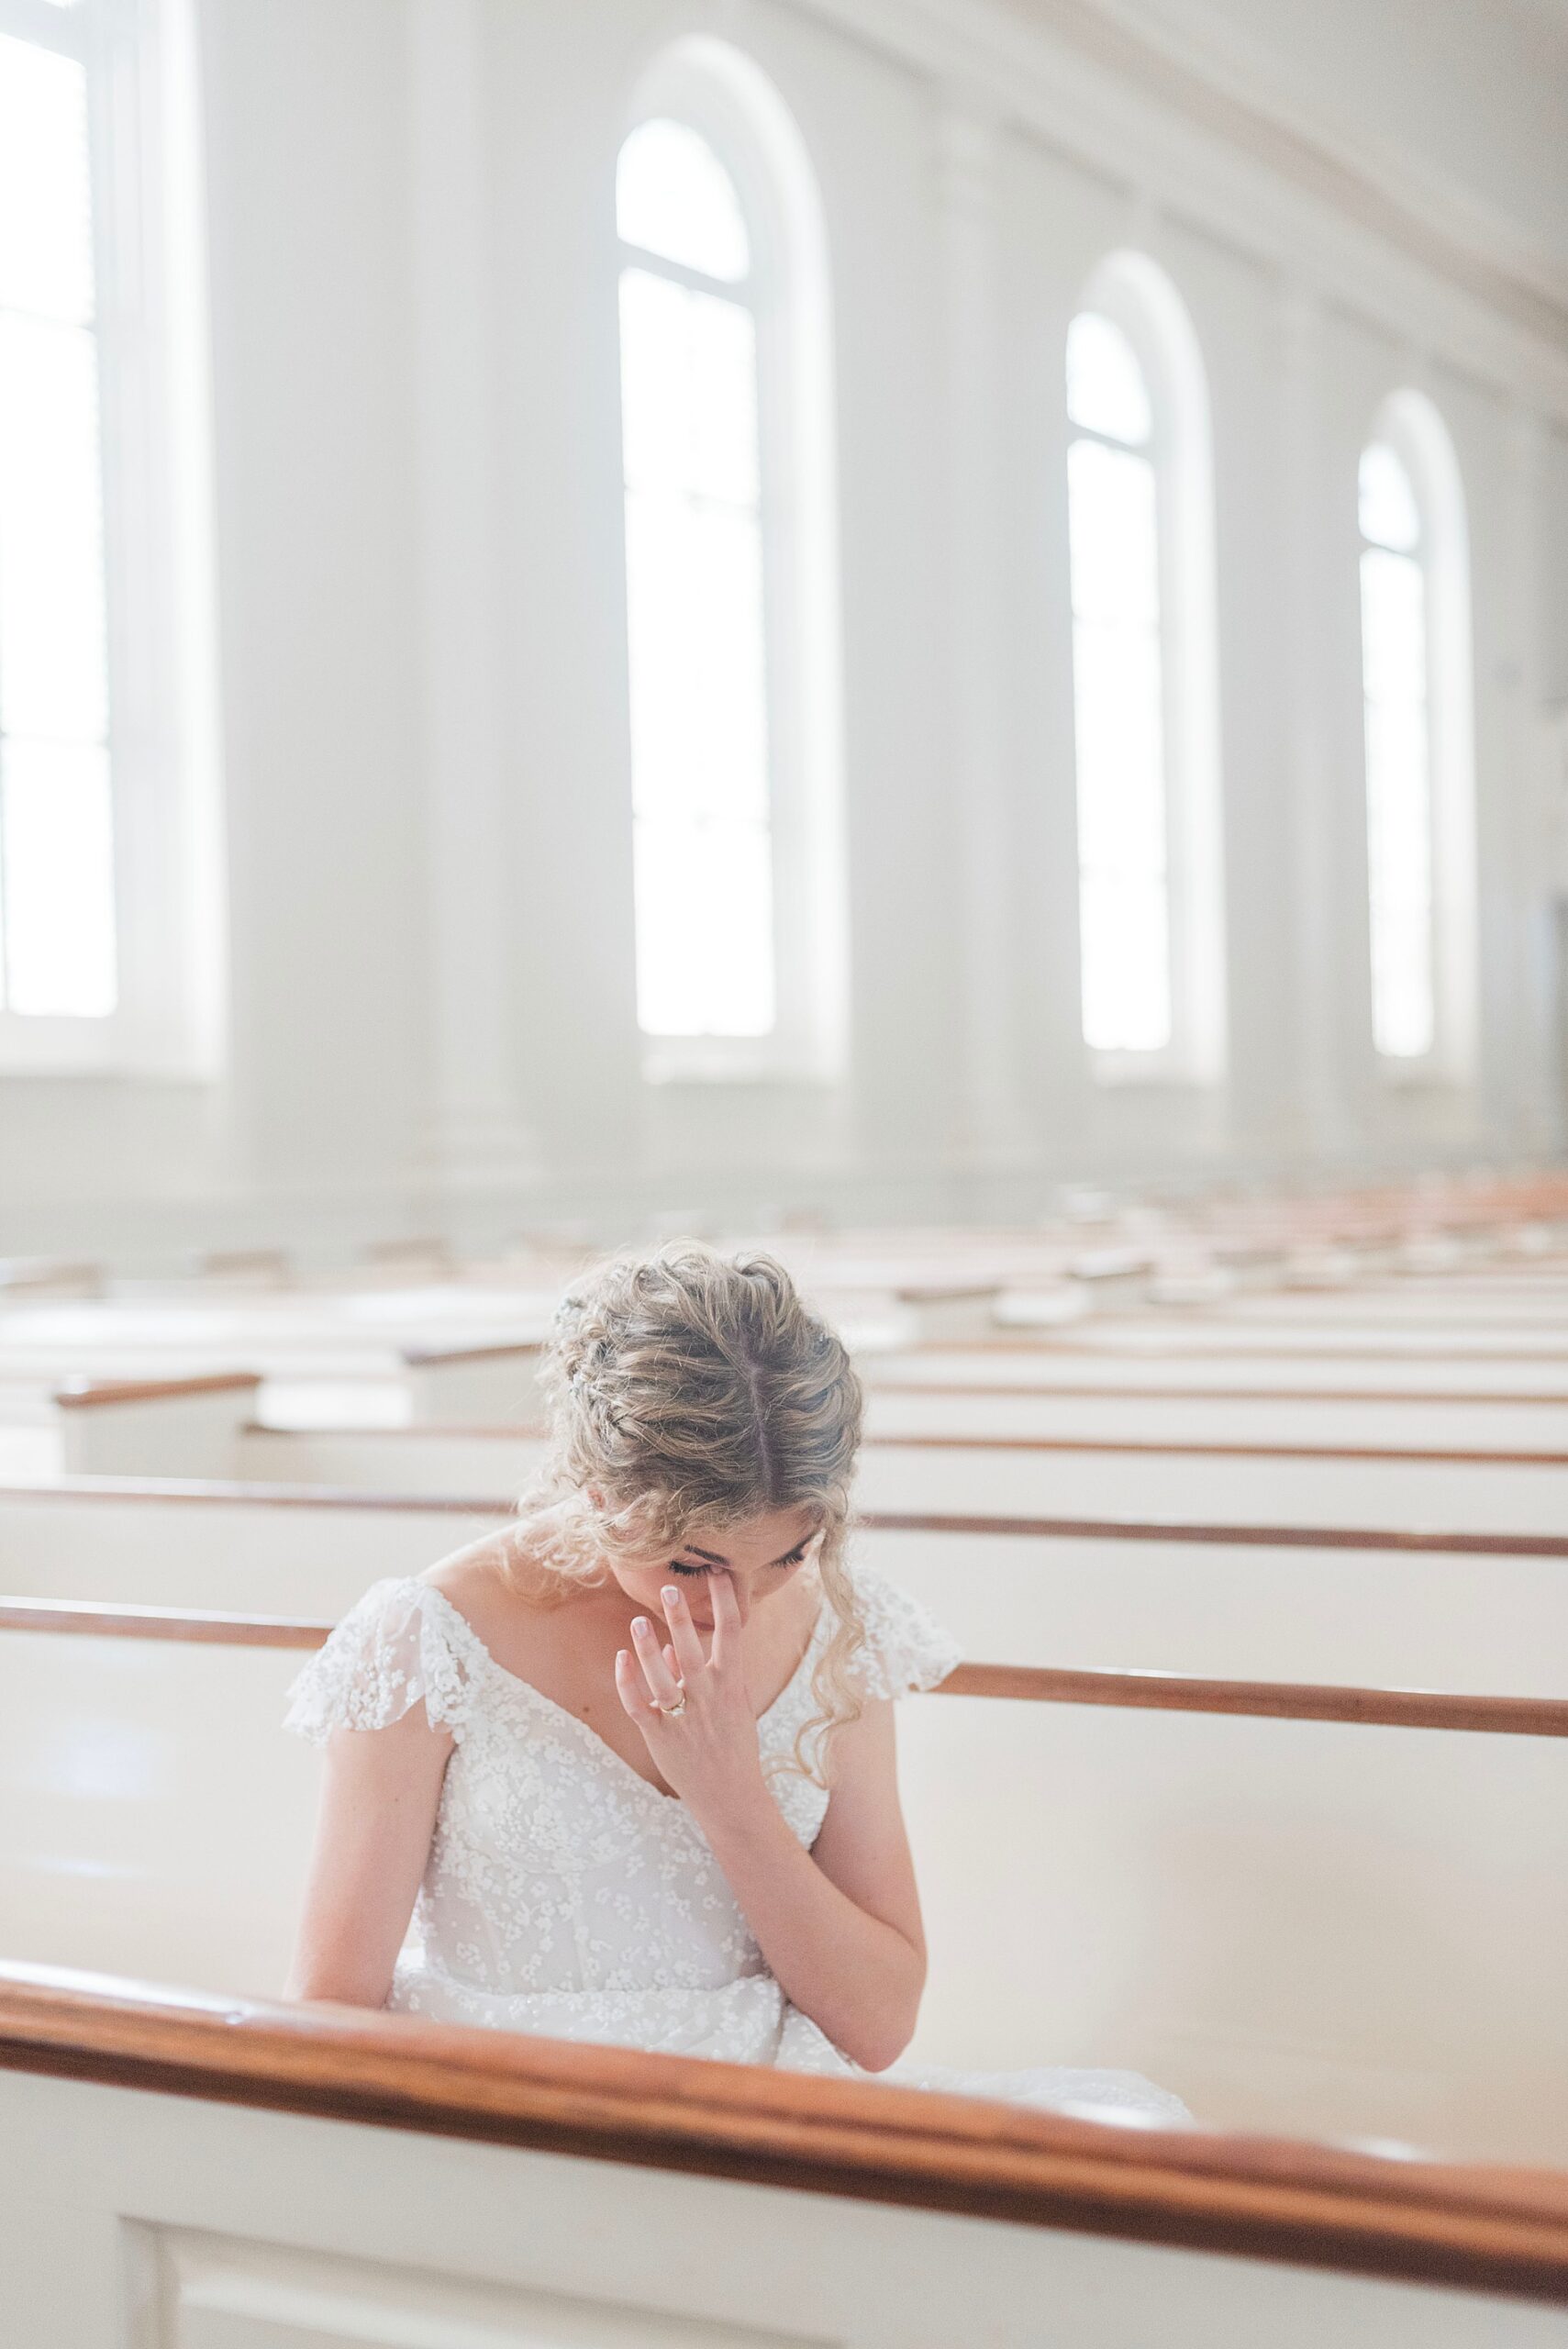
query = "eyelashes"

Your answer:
(668, 1550), (808, 1578)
